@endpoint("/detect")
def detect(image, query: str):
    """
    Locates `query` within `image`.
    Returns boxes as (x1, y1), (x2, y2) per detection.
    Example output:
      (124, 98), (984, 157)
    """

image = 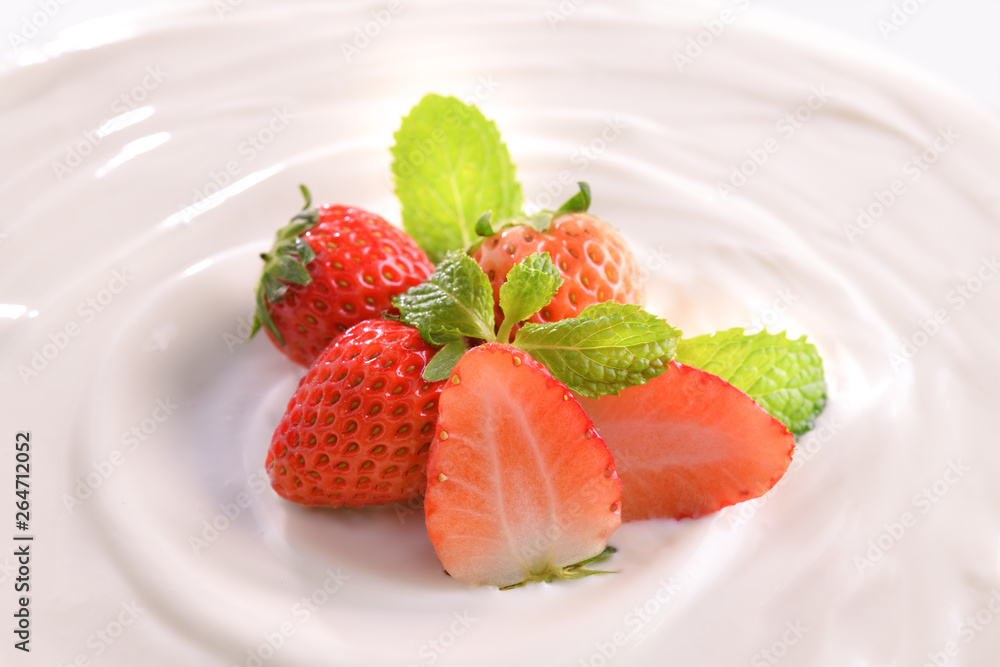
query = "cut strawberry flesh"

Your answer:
(579, 362), (794, 522)
(424, 344), (621, 588)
